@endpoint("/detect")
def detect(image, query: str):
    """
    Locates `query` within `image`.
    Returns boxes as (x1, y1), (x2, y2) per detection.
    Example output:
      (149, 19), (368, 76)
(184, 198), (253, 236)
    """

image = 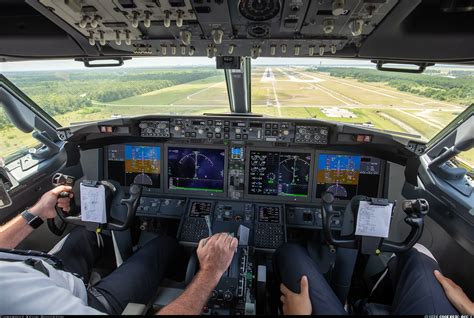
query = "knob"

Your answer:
(215, 127), (221, 133)
(198, 129), (204, 134)
(283, 130), (289, 136)
(223, 290), (233, 301)
(211, 290), (218, 299)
